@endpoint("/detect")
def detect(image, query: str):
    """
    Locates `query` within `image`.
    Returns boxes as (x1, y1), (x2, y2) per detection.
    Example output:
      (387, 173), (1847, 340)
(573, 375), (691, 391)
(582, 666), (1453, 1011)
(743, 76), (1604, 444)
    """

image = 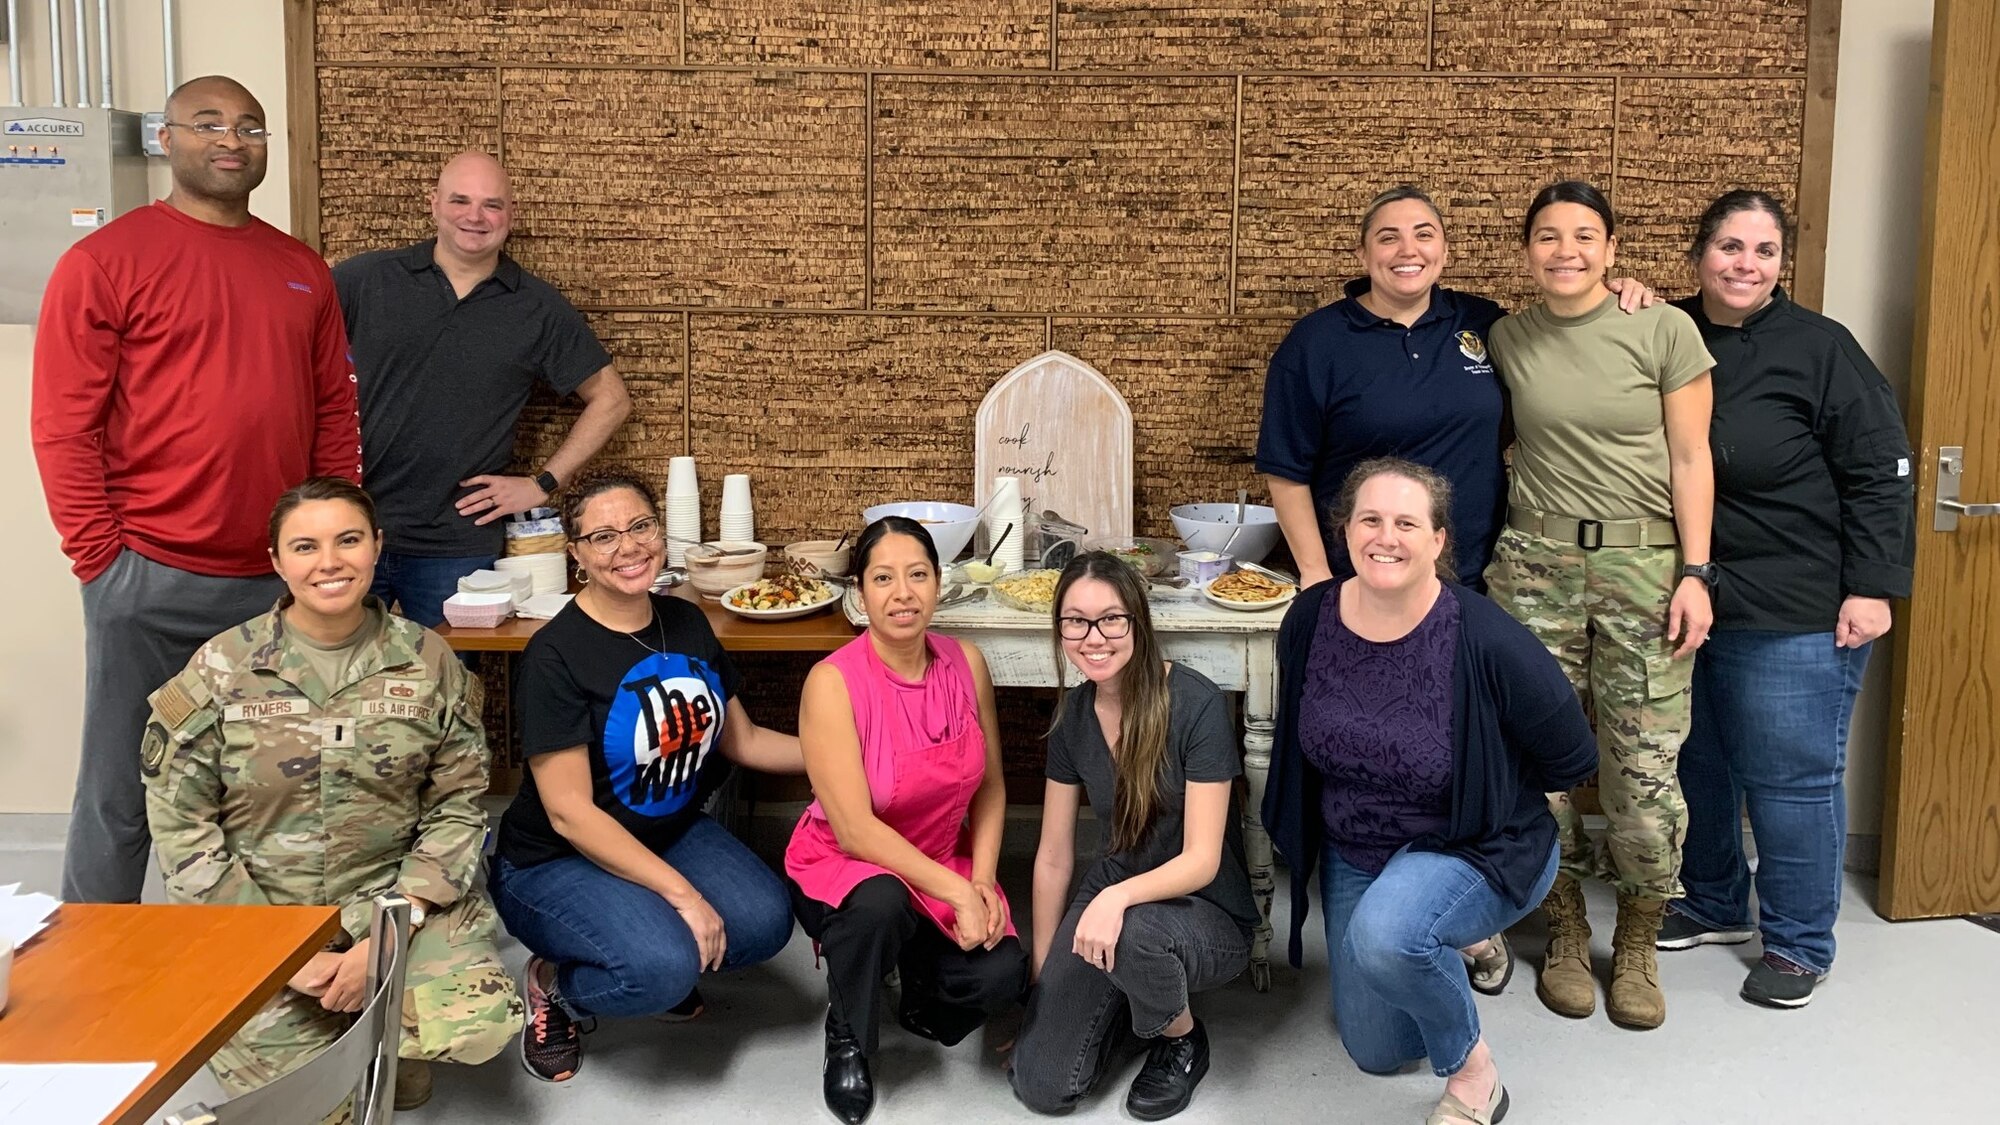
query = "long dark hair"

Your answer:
(1329, 457), (1456, 582)
(268, 476), (377, 551)
(1688, 189), (1792, 263)
(1522, 179), (1616, 244)
(1047, 551), (1171, 854)
(853, 516), (939, 575)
